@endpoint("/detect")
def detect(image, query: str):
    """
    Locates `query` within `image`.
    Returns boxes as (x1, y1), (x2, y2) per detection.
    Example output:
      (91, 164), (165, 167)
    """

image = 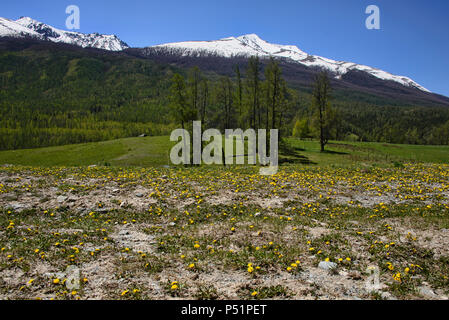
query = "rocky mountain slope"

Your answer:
(151, 33), (429, 93)
(0, 16), (128, 51)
